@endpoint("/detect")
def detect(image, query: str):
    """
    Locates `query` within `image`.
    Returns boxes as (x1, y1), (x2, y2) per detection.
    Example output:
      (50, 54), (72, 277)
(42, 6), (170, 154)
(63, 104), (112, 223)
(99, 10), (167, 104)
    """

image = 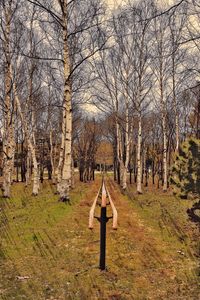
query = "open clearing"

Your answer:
(0, 177), (199, 300)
